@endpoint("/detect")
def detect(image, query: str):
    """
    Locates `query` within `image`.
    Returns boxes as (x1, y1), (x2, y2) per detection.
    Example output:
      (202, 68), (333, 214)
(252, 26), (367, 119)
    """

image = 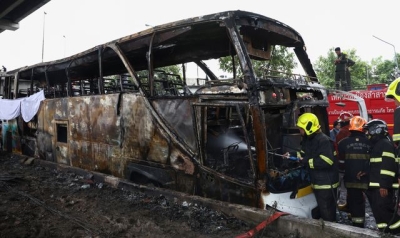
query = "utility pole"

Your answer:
(63, 35), (66, 57)
(41, 11), (47, 62)
(373, 35), (399, 70)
